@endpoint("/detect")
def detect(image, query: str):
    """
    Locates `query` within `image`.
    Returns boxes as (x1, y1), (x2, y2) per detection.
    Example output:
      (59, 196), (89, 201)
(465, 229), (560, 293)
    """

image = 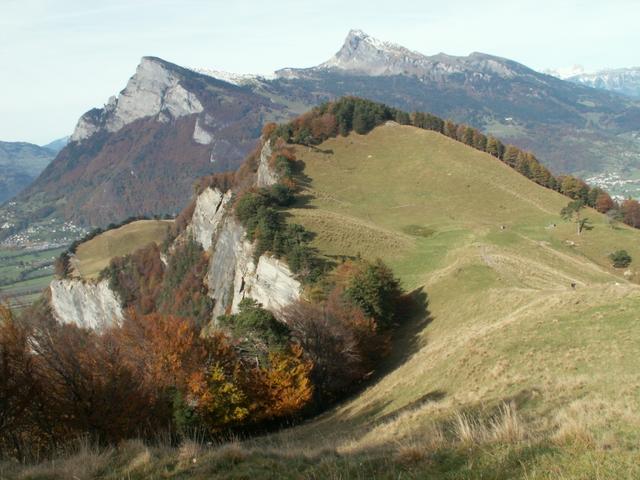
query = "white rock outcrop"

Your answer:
(193, 117), (215, 145)
(206, 215), (247, 319)
(188, 187), (232, 251)
(256, 141), (279, 188)
(71, 57), (204, 143)
(204, 190), (301, 321)
(50, 279), (124, 330)
(233, 255), (301, 313)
